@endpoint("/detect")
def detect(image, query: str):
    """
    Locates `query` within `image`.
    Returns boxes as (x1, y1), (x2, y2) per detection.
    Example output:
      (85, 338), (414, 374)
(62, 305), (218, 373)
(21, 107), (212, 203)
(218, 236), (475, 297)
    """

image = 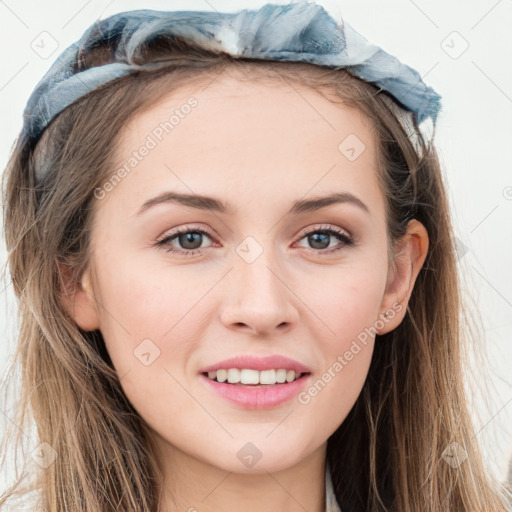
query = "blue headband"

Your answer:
(22, 1), (441, 146)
